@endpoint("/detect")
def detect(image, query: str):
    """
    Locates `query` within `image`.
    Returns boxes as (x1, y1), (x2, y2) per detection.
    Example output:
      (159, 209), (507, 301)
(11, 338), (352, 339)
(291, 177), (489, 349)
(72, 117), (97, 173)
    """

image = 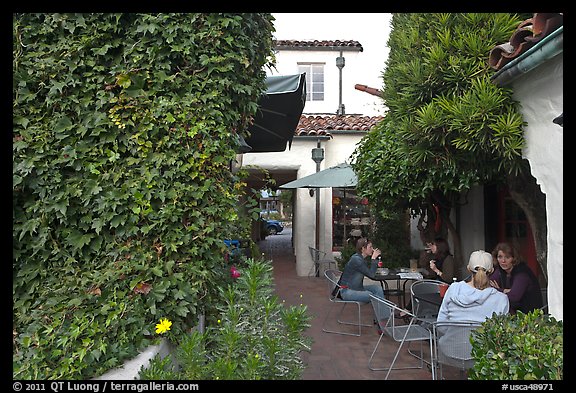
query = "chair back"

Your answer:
(370, 294), (430, 341)
(411, 279), (445, 323)
(433, 320), (482, 371)
(369, 294), (435, 378)
(324, 269), (343, 300)
(309, 246), (323, 261)
(371, 294), (395, 331)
